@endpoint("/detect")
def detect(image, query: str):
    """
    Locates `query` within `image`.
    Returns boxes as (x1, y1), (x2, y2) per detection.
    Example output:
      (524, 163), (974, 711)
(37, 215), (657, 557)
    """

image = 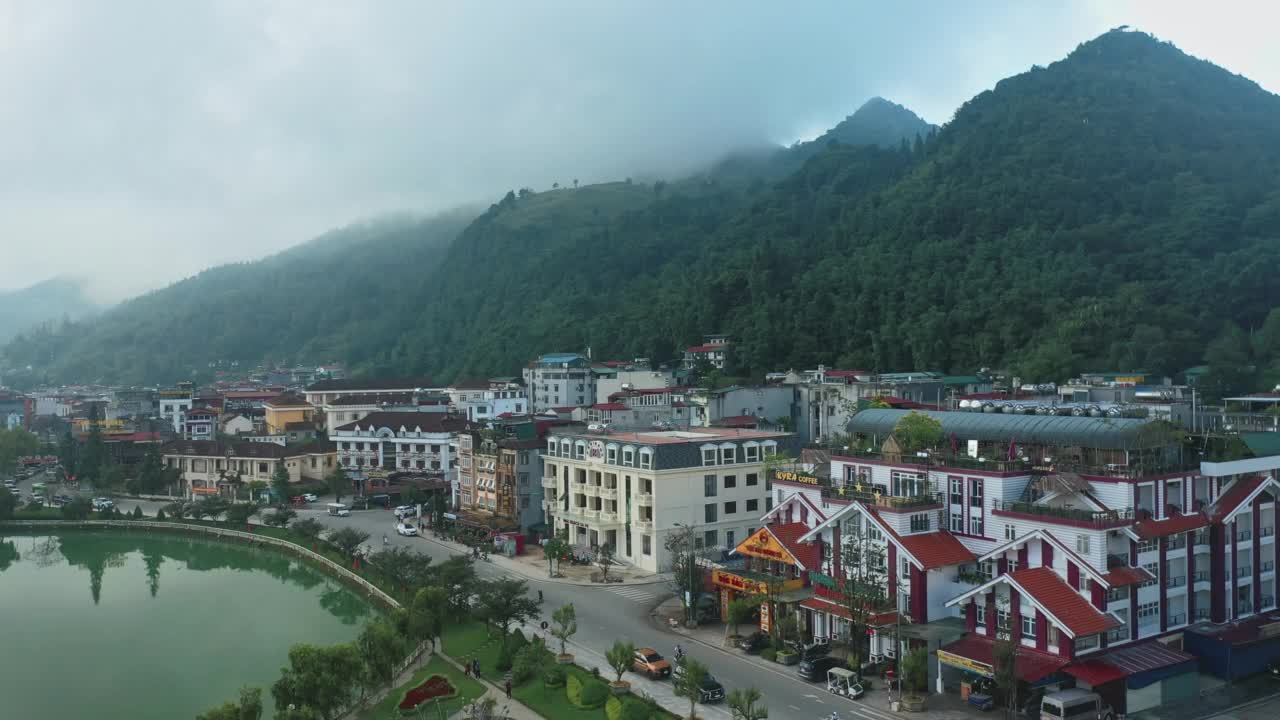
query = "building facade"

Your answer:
(181, 407), (218, 441)
(523, 353), (595, 413)
(263, 393), (314, 435)
(683, 334), (734, 371)
(448, 379), (528, 422)
(329, 411), (473, 489)
(541, 426), (800, 572)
